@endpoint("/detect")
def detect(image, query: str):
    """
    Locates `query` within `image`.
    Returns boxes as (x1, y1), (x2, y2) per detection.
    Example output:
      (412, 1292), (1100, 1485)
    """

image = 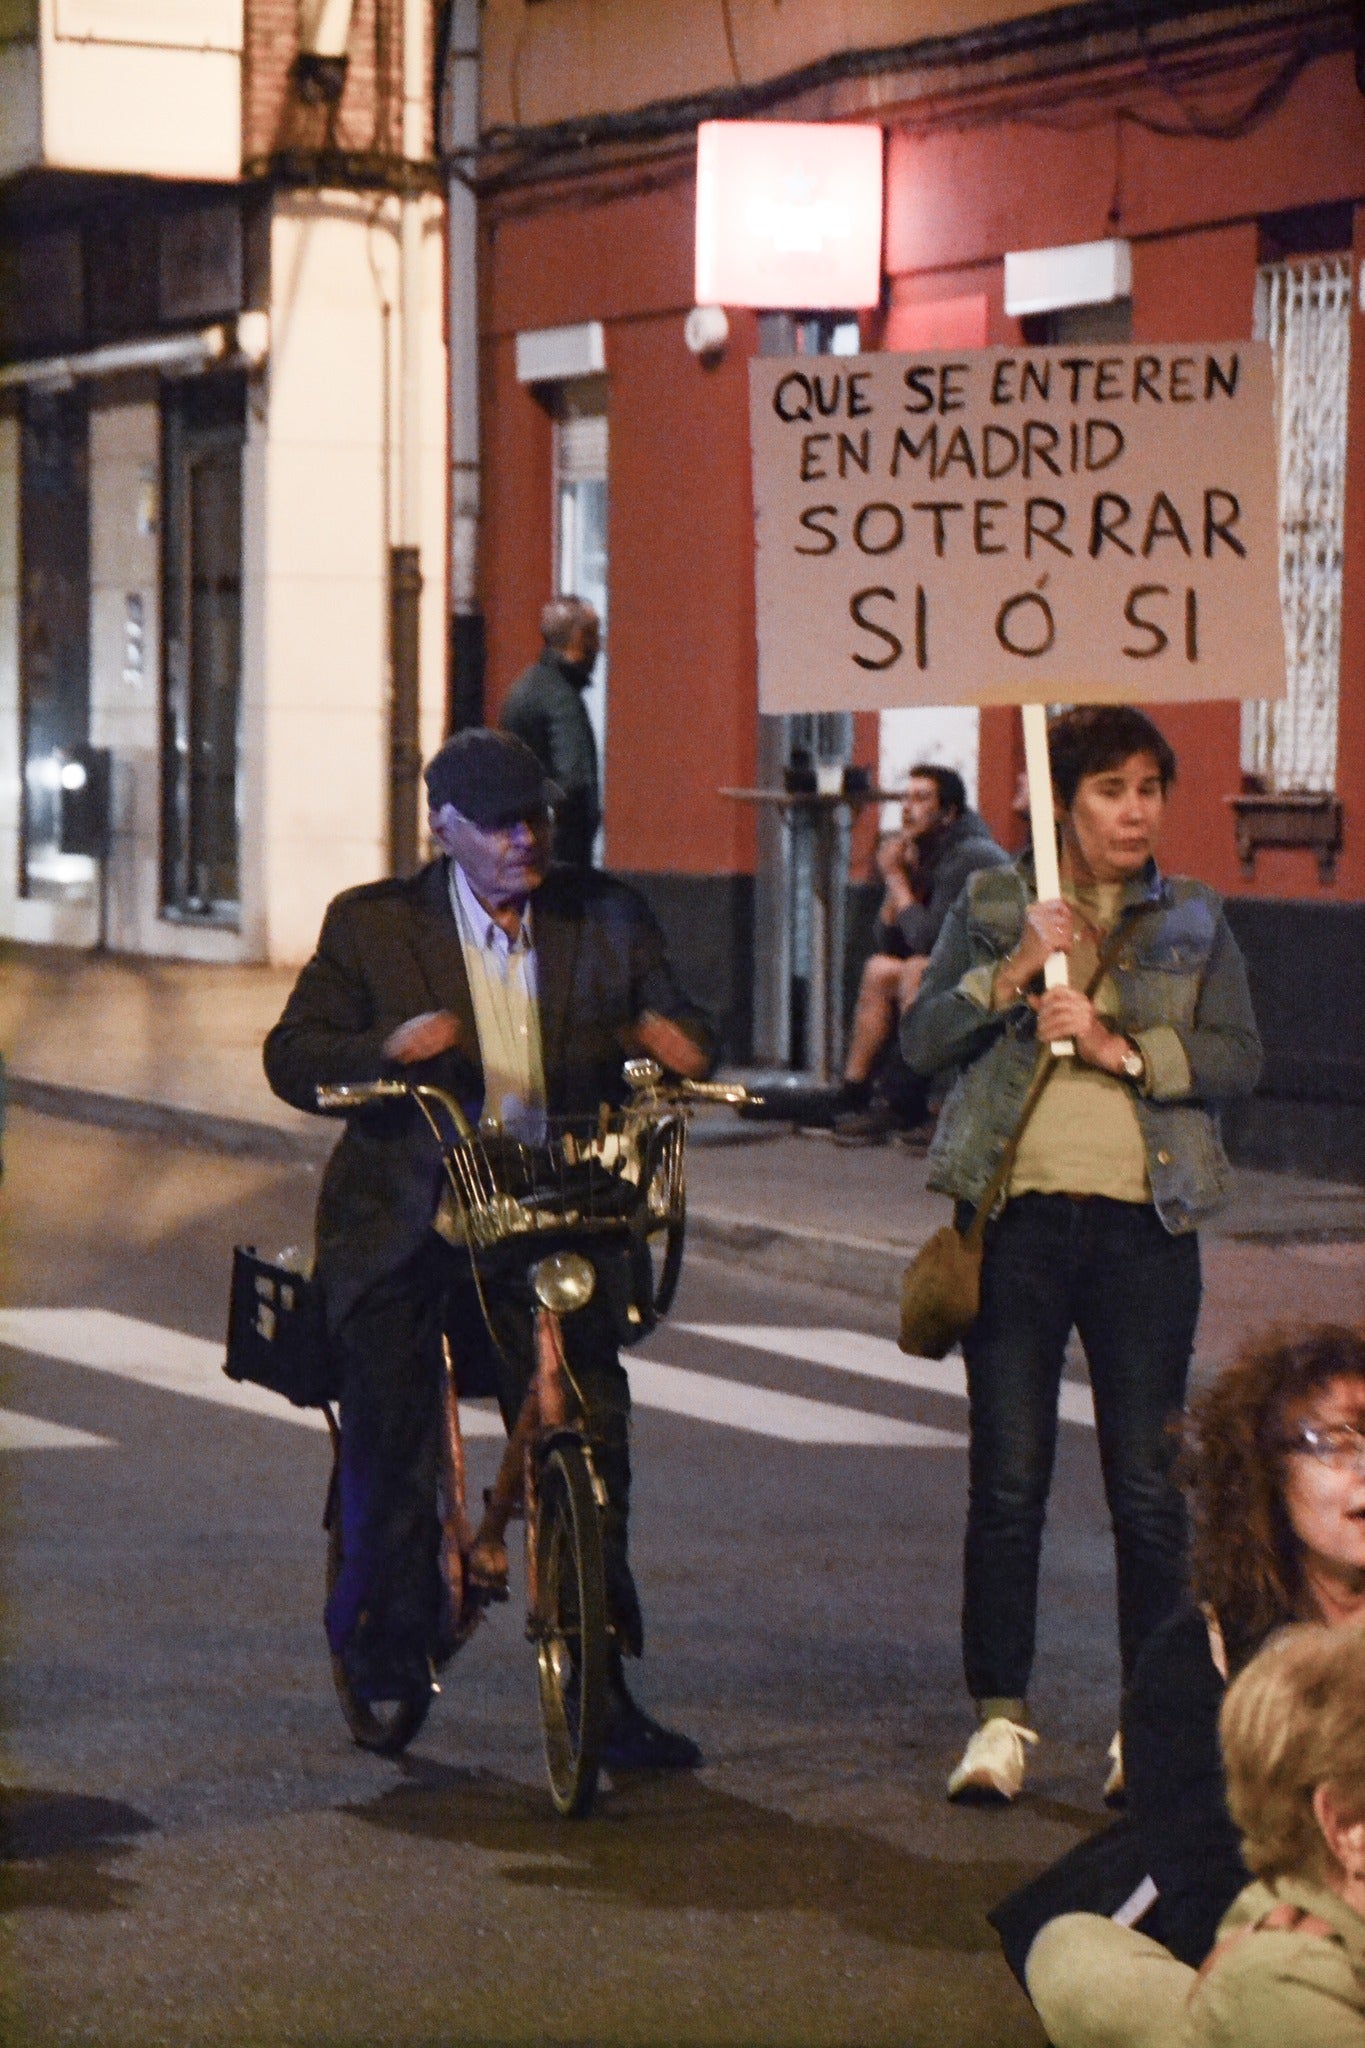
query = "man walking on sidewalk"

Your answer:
(500, 596), (601, 869)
